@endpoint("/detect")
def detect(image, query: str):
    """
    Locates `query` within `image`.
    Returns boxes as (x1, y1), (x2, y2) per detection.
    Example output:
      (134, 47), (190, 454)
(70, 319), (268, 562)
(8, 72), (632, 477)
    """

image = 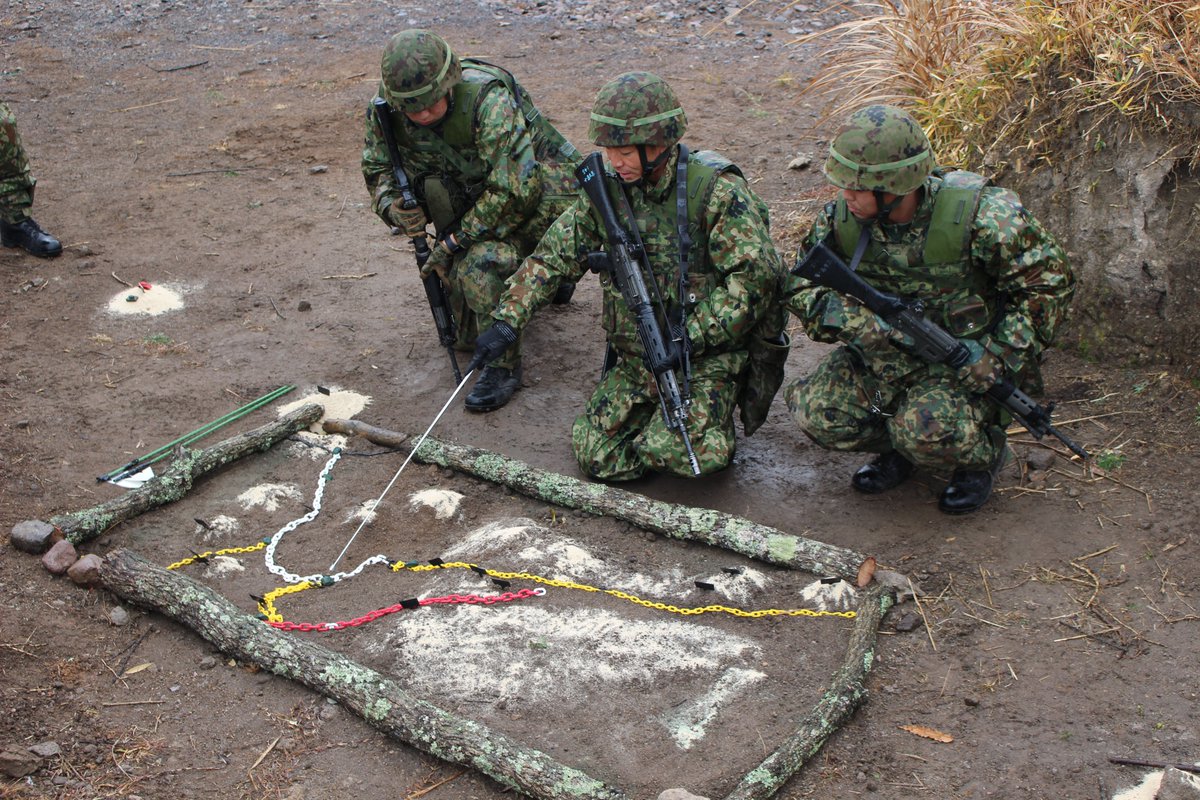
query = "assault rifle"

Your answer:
(575, 152), (701, 476)
(372, 97), (462, 382)
(793, 241), (1089, 460)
